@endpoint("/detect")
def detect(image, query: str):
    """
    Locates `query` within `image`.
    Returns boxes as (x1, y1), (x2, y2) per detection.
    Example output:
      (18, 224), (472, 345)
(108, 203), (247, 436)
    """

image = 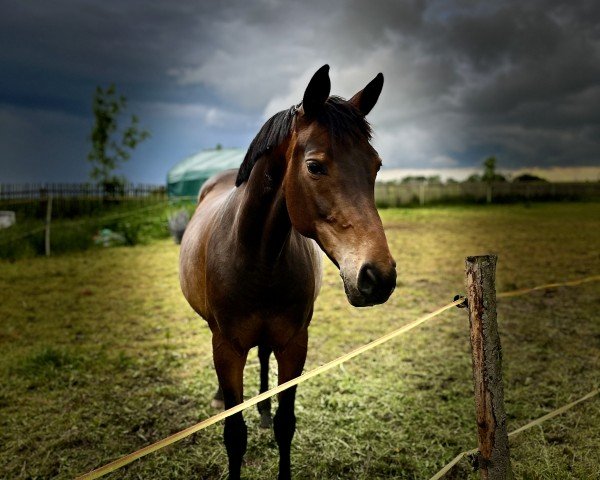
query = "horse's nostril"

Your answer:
(358, 265), (378, 296)
(356, 263), (396, 305)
